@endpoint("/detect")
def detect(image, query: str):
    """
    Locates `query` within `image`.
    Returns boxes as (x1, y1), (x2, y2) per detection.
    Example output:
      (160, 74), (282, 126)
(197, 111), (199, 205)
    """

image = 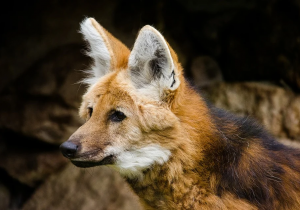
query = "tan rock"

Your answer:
(0, 135), (68, 187)
(283, 97), (300, 140)
(22, 164), (142, 210)
(203, 82), (300, 141)
(279, 138), (300, 149)
(0, 96), (83, 144)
